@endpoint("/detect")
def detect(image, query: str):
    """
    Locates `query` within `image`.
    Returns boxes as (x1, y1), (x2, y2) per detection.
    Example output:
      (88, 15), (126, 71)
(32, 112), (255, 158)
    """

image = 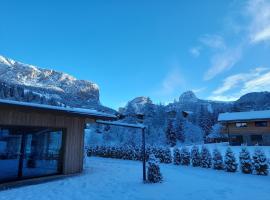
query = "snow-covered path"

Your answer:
(1, 157), (270, 200)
